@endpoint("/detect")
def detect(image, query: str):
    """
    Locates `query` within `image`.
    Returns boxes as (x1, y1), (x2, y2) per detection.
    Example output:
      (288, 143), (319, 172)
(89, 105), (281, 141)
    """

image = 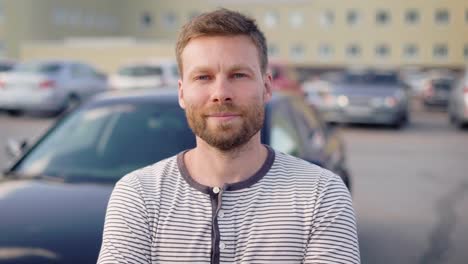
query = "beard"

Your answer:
(185, 100), (265, 152)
